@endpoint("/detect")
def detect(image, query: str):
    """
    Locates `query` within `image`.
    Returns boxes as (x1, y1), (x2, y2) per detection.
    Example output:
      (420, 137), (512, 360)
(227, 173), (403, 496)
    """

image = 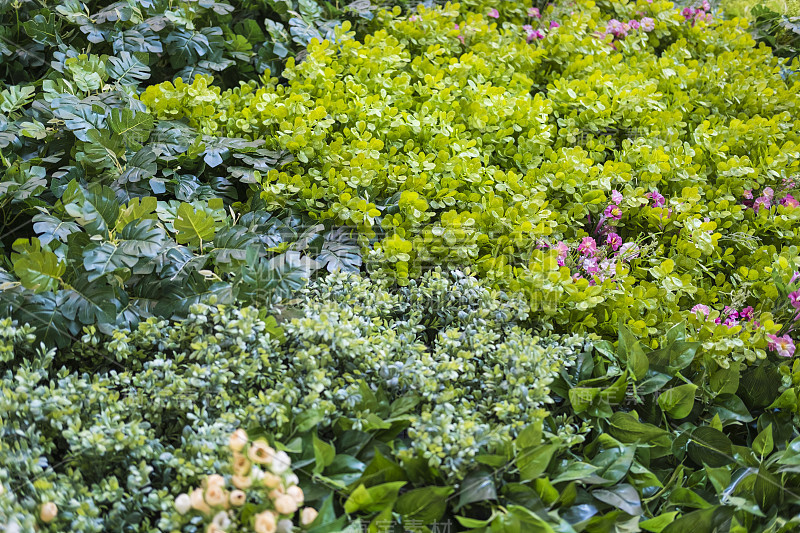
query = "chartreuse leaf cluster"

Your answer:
(156, 0), (800, 370)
